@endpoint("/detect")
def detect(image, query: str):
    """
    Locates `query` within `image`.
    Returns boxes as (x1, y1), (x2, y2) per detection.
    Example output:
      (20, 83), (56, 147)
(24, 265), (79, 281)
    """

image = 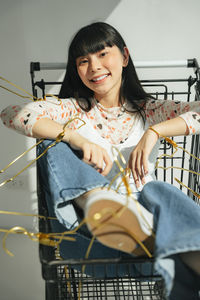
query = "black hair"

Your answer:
(59, 22), (151, 118)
